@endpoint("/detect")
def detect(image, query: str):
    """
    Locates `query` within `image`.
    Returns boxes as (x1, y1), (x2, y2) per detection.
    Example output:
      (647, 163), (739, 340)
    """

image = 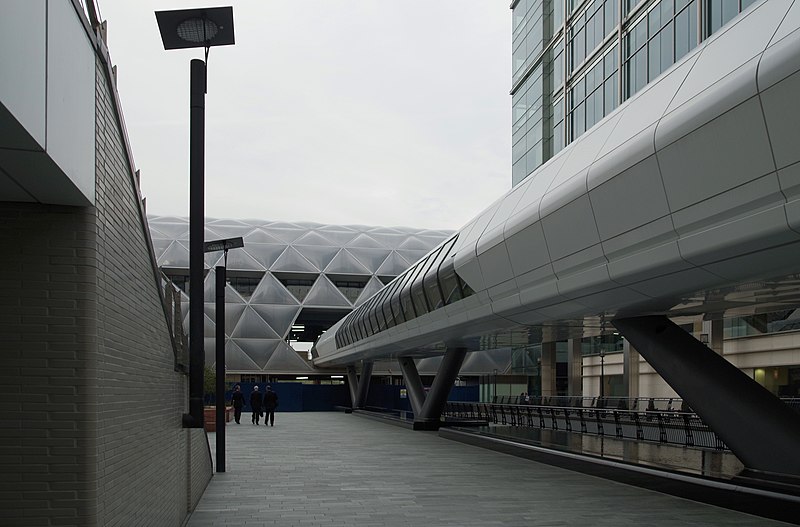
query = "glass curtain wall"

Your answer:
(512, 0), (760, 187)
